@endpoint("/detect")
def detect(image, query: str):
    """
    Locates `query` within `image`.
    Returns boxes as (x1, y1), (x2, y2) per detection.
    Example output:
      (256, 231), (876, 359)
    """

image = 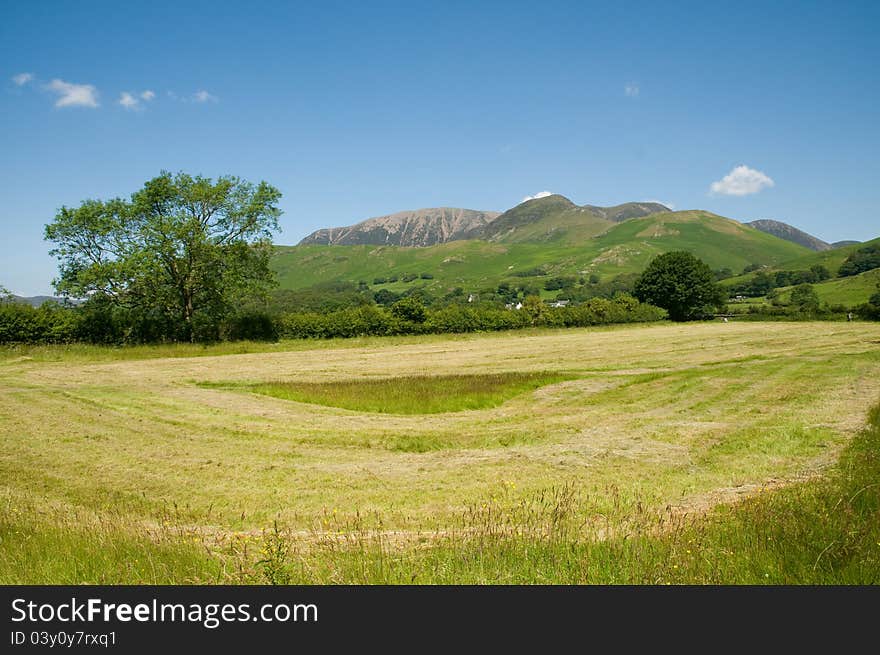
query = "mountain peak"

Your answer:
(298, 207), (501, 247)
(476, 198), (670, 243)
(516, 194), (577, 208)
(583, 201), (671, 223)
(747, 219), (831, 252)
